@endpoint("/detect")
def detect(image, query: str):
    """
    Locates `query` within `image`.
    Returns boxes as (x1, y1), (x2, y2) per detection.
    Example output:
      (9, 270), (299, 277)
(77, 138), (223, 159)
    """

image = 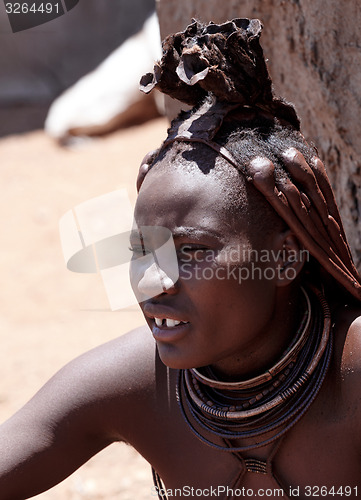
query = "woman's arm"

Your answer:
(0, 326), (155, 499)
